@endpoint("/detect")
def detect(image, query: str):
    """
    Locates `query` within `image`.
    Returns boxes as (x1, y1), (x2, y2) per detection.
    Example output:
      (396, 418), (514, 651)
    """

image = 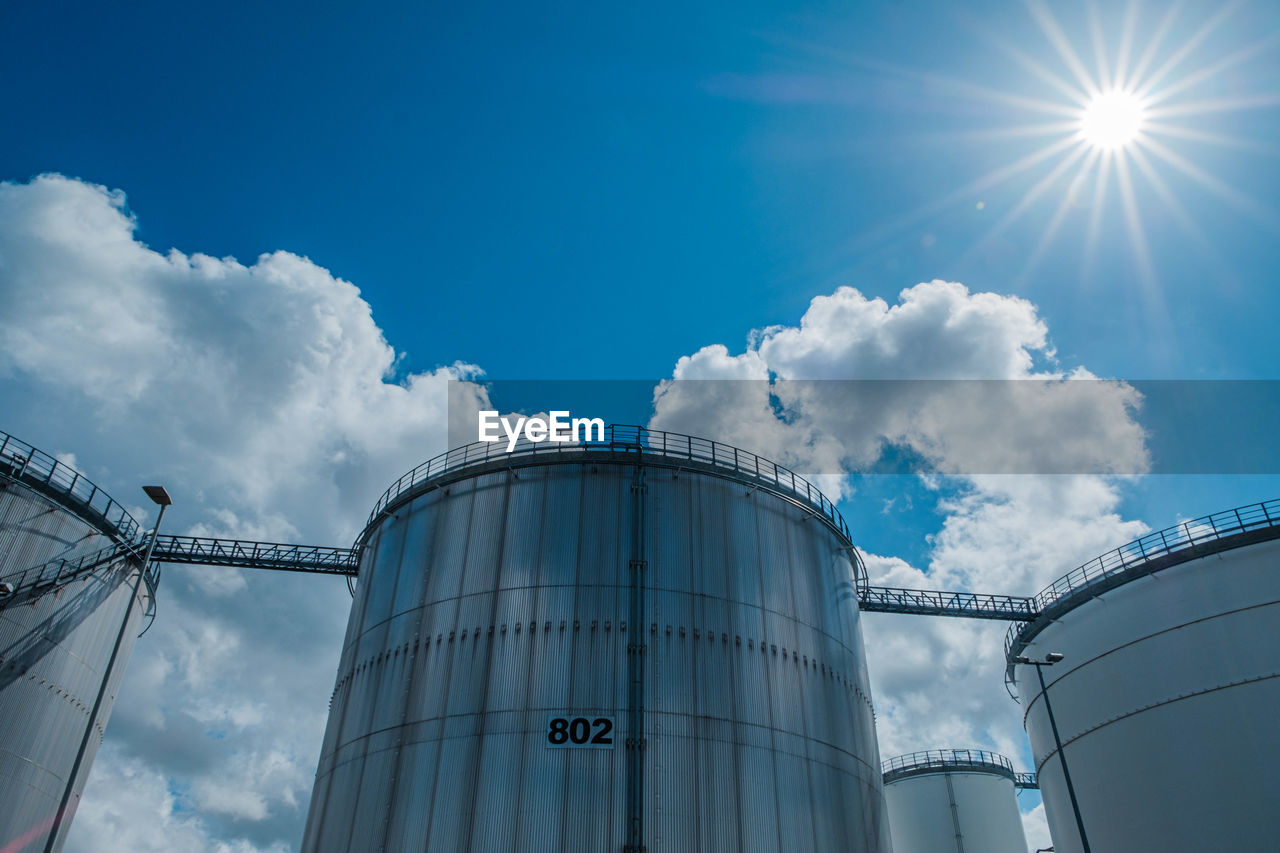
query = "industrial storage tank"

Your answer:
(303, 425), (889, 852)
(0, 429), (156, 852)
(881, 749), (1028, 853)
(1006, 498), (1280, 853)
